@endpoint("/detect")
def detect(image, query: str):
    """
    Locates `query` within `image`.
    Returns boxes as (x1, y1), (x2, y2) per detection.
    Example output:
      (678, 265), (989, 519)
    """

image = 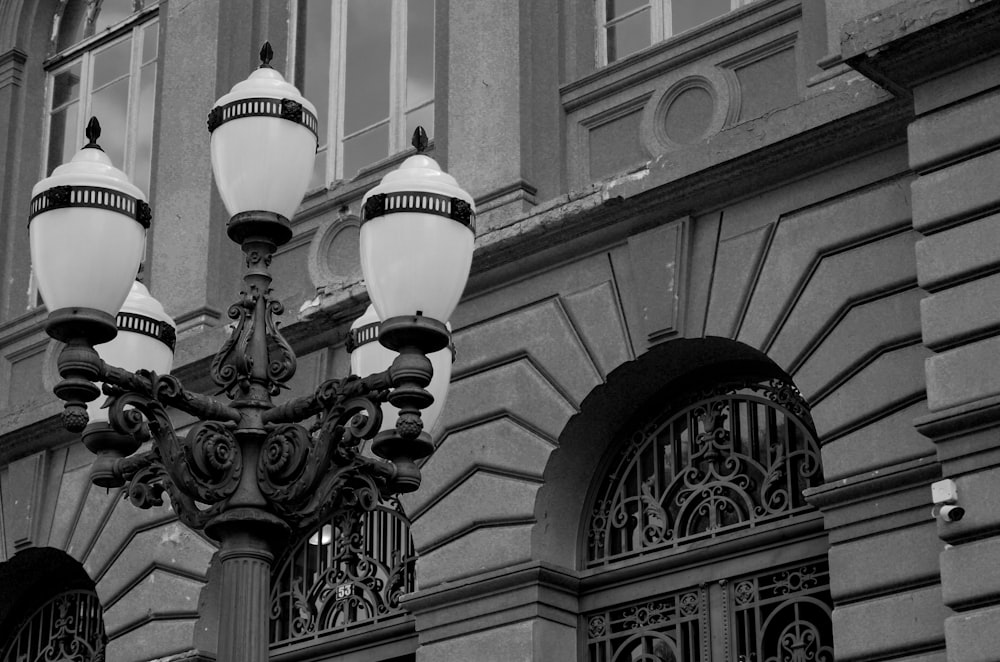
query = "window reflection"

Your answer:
(297, 0), (435, 184)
